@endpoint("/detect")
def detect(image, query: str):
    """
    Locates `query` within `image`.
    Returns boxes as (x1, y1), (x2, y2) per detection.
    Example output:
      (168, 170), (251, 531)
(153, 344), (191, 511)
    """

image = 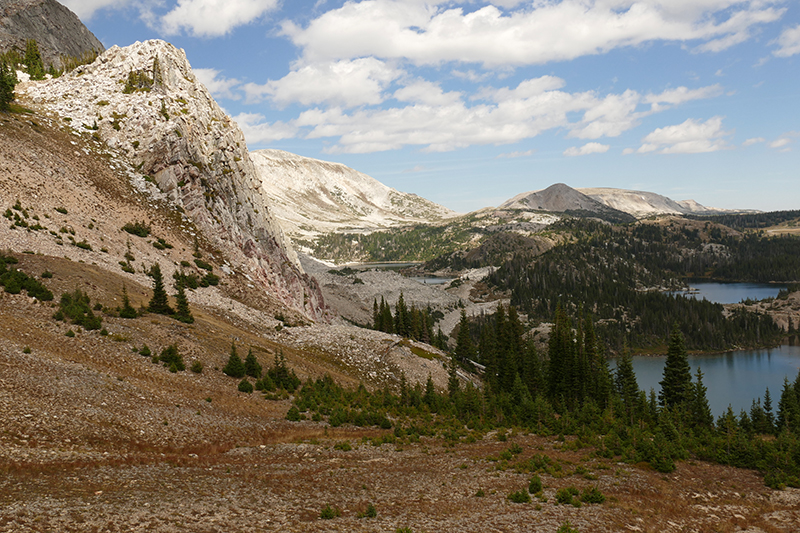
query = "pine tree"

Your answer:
(424, 374), (436, 409)
(776, 377), (799, 432)
(244, 348), (262, 379)
(223, 342), (245, 378)
(24, 40), (45, 80)
(659, 323), (692, 409)
(173, 277), (194, 323)
(0, 59), (17, 111)
(689, 367), (713, 428)
(147, 264), (173, 315)
(454, 310), (476, 364)
(763, 387), (775, 434)
(118, 285), (137, 318)
(373, 298), (380, 330)
(448, 352), (460, 399)
(615, 354), (641, 424)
